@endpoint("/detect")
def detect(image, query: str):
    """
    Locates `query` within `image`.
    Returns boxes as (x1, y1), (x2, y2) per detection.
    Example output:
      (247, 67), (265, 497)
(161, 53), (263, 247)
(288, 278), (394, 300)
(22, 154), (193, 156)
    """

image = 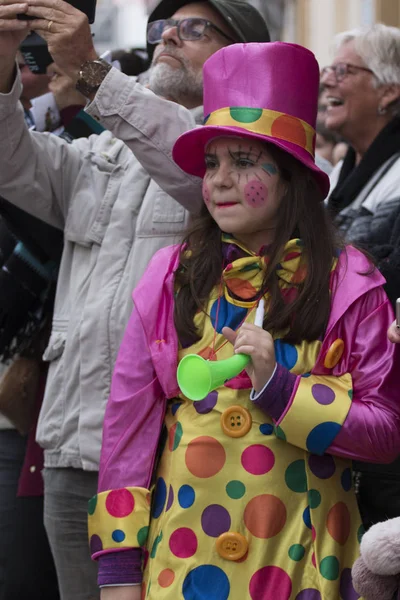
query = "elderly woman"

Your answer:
(323, 23), (400, 532)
